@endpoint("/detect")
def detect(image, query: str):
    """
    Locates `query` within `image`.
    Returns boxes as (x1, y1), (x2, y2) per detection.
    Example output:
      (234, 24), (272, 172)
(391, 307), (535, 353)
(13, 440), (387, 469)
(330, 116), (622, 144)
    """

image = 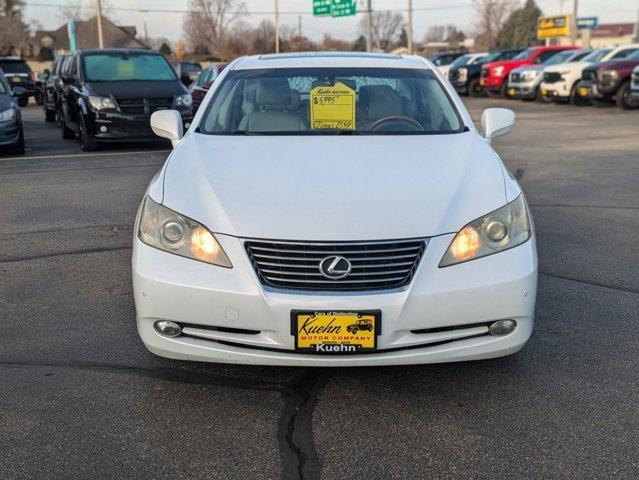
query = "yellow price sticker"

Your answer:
(310, 82), (356, 130)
